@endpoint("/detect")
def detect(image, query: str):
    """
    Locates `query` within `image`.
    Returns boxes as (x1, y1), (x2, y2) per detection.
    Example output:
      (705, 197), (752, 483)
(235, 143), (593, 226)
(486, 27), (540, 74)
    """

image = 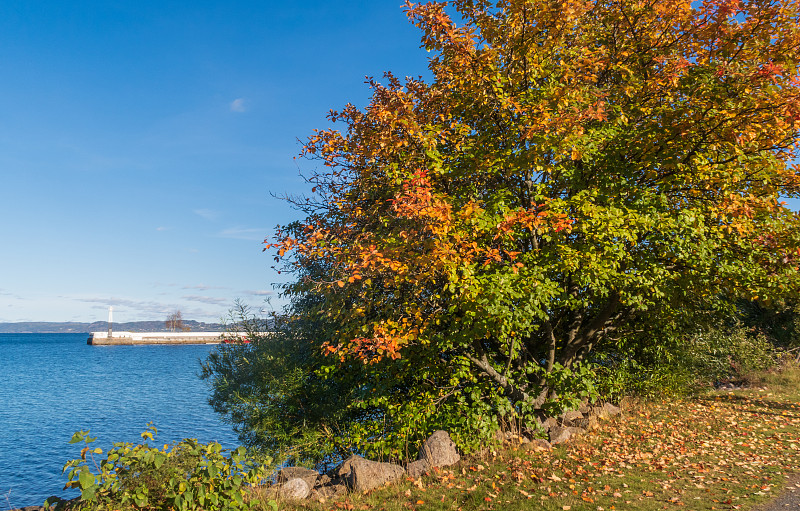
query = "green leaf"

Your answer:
(153, 453), (166, 468)
(78, 470), (95, 490)
(68, 431), (86, 444)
